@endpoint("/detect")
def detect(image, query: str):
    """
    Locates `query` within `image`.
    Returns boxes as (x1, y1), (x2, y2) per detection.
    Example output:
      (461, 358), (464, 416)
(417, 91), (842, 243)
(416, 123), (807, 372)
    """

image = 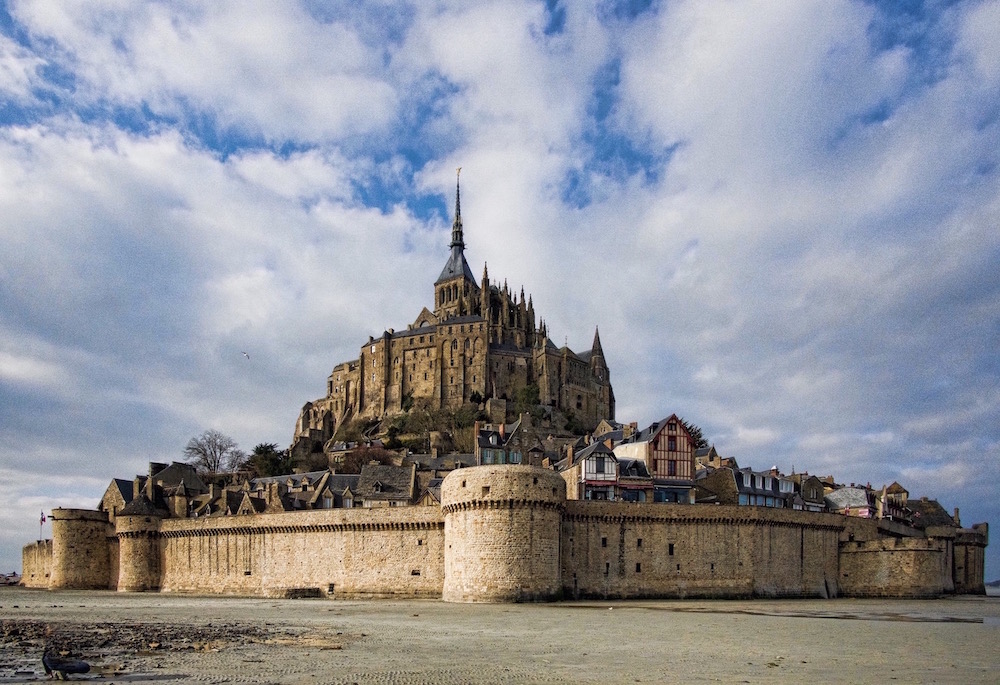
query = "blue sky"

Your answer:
(1, 0), (998, 581)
